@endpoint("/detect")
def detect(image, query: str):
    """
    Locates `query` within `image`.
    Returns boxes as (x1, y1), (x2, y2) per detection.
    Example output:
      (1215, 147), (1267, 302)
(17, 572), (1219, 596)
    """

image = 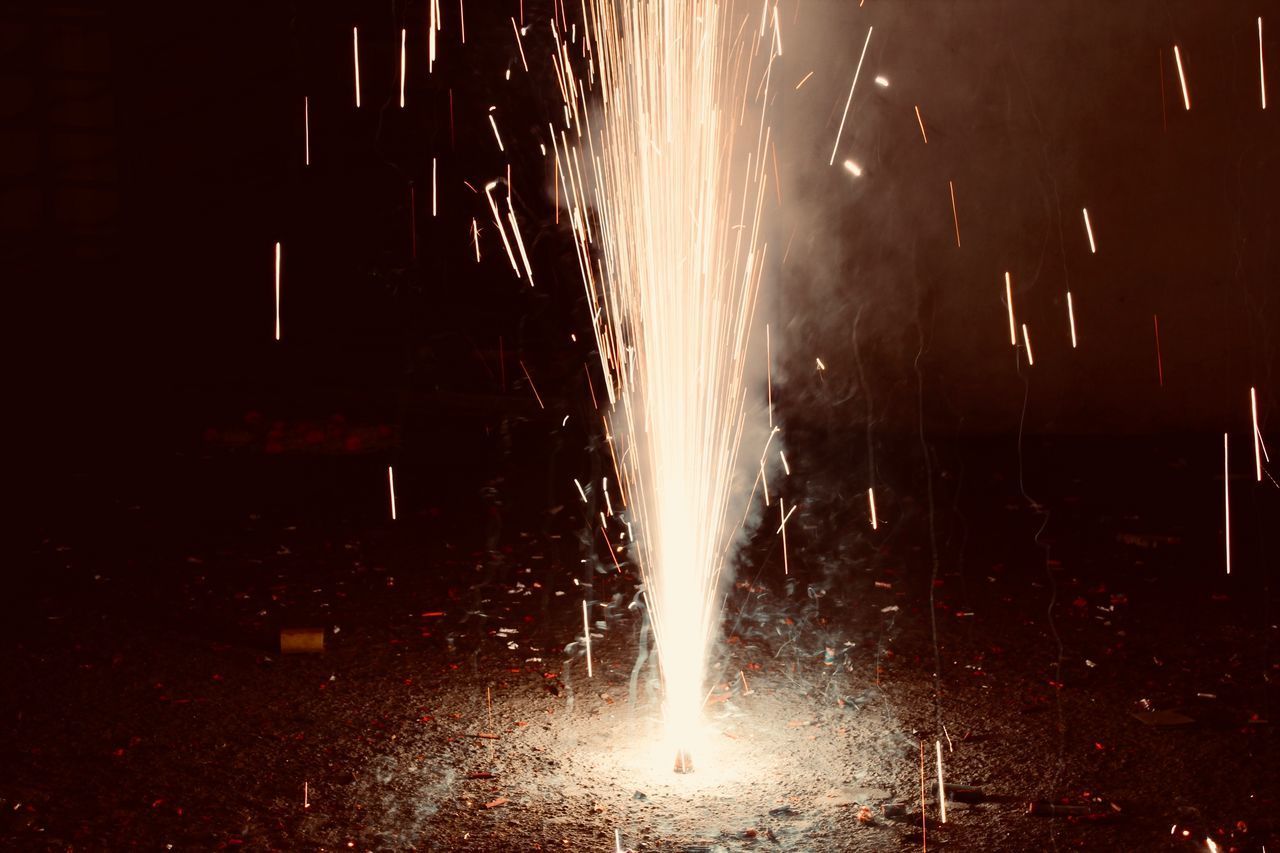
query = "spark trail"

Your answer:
(553, 0), (778, 761)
